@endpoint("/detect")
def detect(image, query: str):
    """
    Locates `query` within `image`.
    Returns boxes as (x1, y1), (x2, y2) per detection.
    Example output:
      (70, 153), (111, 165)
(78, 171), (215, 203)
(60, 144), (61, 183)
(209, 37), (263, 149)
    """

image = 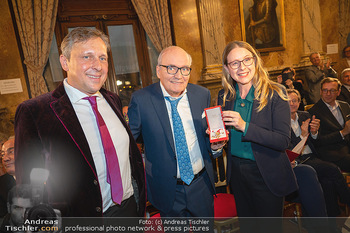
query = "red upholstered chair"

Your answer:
(145, 213), (164, 233)
(214, 193), (239, 232)
(214, 193), (237, 218)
